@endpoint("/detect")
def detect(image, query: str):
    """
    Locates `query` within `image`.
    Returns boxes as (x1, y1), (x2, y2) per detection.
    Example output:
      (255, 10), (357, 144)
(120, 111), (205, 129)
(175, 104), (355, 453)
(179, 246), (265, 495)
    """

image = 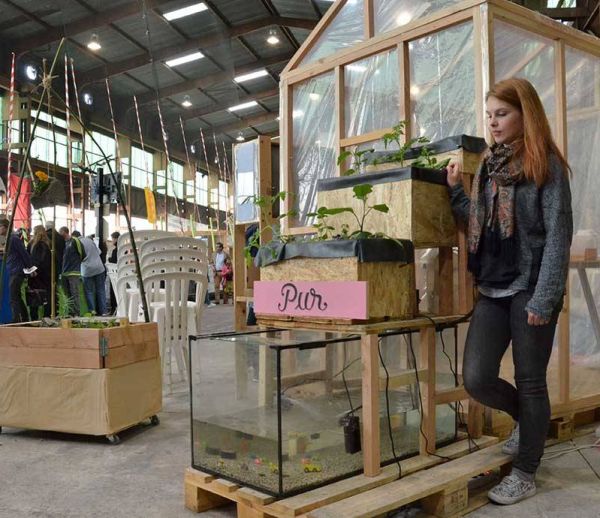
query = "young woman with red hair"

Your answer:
(447, 78), (573, 505)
